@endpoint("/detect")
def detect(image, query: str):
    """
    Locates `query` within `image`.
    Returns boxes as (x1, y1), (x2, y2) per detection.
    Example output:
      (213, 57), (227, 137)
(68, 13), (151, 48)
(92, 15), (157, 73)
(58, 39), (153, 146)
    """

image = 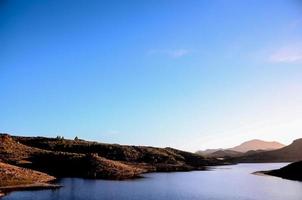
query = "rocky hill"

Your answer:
(12, 135), (218, 170)
(0, 134), (219, 181)
(0, 162), (55, 187)
(0, 161), (58, 196)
